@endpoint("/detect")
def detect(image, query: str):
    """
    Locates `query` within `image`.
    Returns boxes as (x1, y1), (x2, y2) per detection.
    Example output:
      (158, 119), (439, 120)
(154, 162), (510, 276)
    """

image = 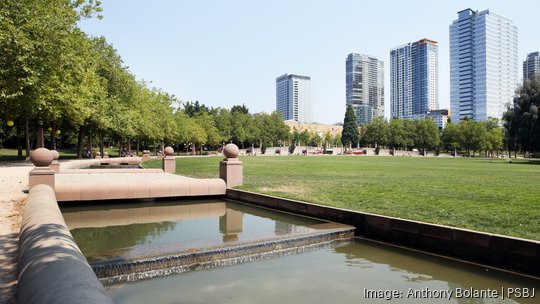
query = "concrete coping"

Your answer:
(60, 168), (164, 174)
(17, 185), (113, 304)
(226, 189), (540, 277)
(59, 157), (143, 171)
